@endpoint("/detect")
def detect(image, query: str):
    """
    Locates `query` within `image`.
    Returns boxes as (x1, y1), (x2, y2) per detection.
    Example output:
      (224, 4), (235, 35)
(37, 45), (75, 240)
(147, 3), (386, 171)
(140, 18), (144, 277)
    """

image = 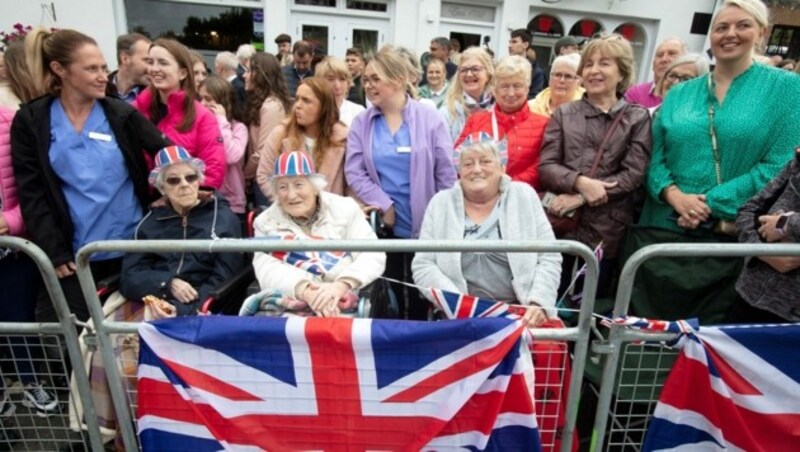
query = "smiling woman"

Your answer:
(133, 38), (227, 190)
(10, 28), (170, 323)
